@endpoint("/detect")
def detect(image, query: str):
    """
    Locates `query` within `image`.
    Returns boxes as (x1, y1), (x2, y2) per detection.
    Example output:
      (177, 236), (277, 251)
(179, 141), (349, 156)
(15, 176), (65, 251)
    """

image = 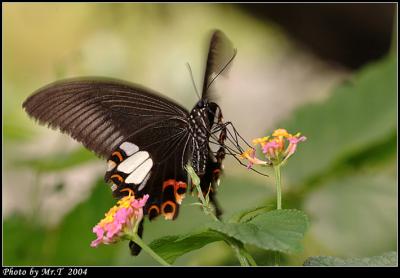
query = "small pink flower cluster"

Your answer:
(91, 190), (149, 248)
(241, 128), (306, 168)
